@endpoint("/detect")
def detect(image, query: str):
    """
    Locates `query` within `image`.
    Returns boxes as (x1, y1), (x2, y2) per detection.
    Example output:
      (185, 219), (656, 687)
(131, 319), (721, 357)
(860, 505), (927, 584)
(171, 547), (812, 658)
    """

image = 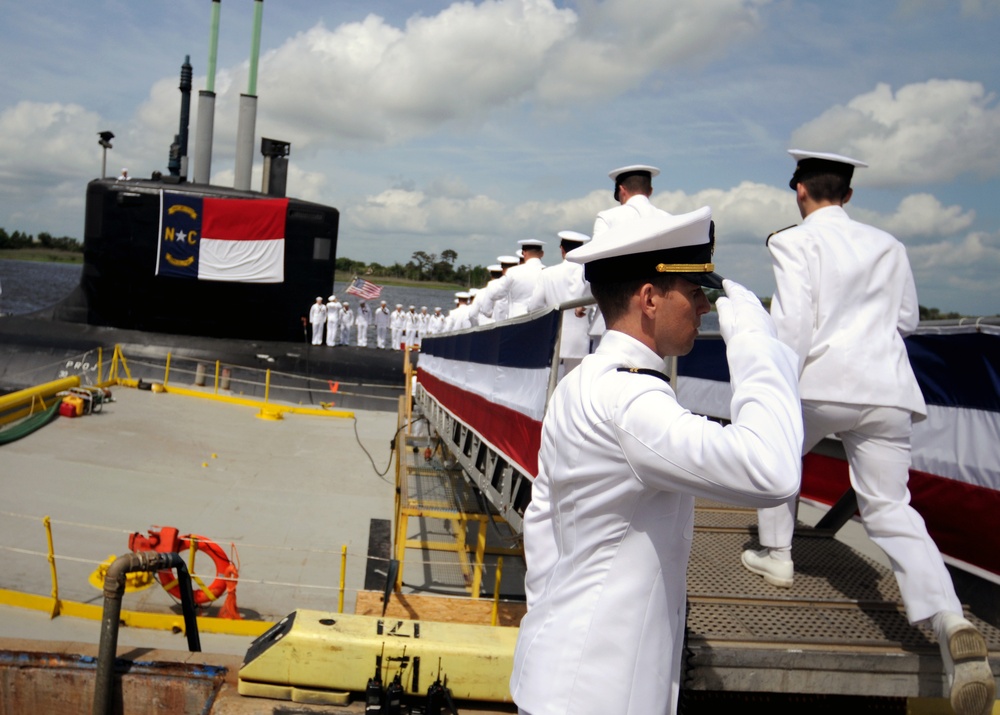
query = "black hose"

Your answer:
(93, 551), (201, 715)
